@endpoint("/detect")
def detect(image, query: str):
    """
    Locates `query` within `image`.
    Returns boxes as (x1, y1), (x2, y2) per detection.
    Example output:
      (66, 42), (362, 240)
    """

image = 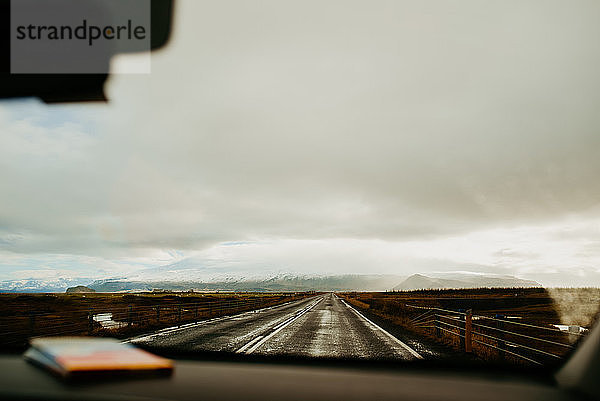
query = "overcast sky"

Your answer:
(2, 0), (600, 287)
